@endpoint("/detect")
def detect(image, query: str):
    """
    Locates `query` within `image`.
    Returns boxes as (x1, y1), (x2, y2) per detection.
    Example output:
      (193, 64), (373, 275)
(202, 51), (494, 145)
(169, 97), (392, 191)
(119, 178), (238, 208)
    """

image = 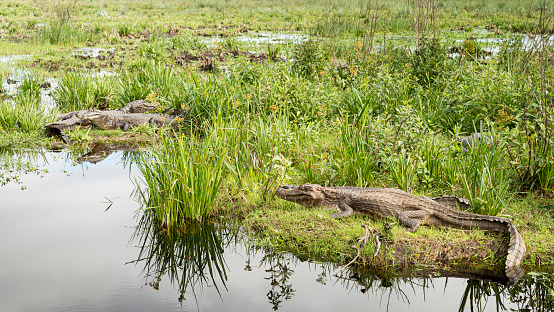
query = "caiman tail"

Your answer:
(506, 223), (526, 284)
